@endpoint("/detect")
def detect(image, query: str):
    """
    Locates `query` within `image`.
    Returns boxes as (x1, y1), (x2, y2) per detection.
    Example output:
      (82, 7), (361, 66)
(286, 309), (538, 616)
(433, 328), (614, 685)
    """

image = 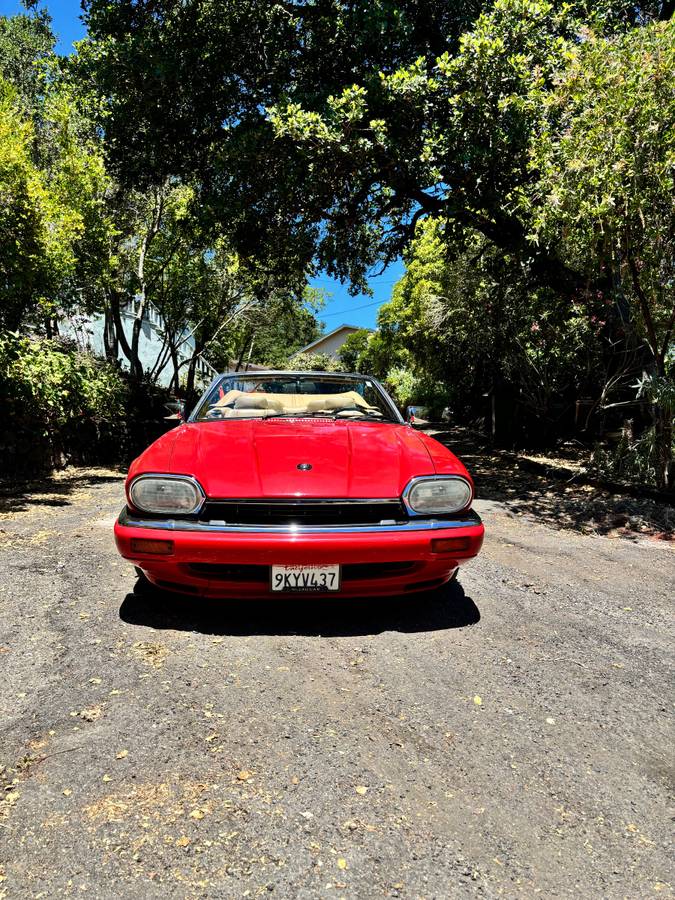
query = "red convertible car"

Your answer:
(114, 372), (484, 598)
